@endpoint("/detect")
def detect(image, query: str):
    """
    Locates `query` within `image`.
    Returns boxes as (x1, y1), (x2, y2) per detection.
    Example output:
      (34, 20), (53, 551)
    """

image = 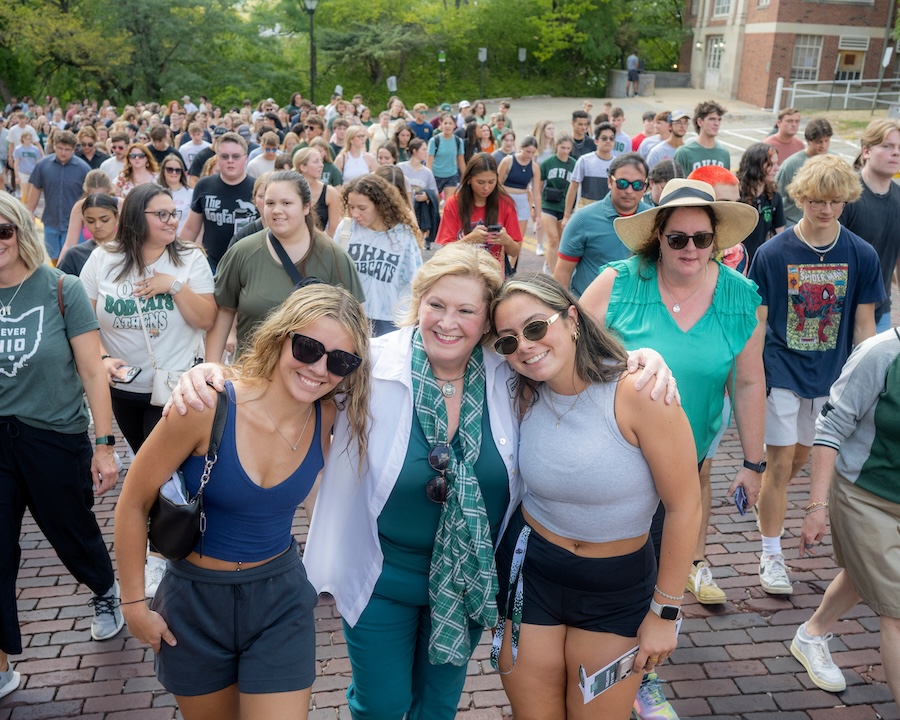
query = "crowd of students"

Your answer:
(1, 90), (898, 719)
